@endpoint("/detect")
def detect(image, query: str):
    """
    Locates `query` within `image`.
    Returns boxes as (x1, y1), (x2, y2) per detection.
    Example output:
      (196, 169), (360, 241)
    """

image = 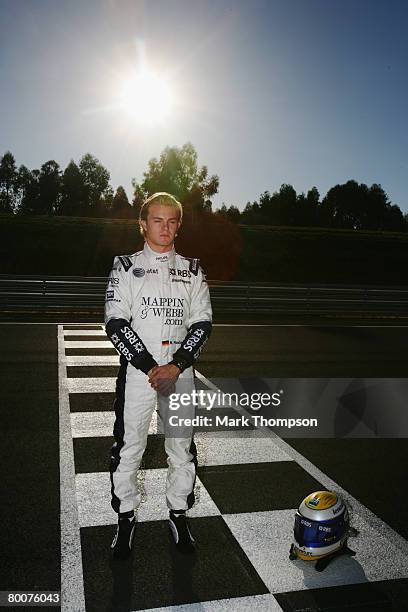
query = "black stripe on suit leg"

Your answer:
(110, 356), (128, 514)
(187, 437), (198, 510)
